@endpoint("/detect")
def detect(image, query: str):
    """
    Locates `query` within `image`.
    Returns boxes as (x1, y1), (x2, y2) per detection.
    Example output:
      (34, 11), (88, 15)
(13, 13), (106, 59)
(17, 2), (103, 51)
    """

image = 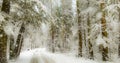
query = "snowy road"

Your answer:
(9, 48), (119, 63)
